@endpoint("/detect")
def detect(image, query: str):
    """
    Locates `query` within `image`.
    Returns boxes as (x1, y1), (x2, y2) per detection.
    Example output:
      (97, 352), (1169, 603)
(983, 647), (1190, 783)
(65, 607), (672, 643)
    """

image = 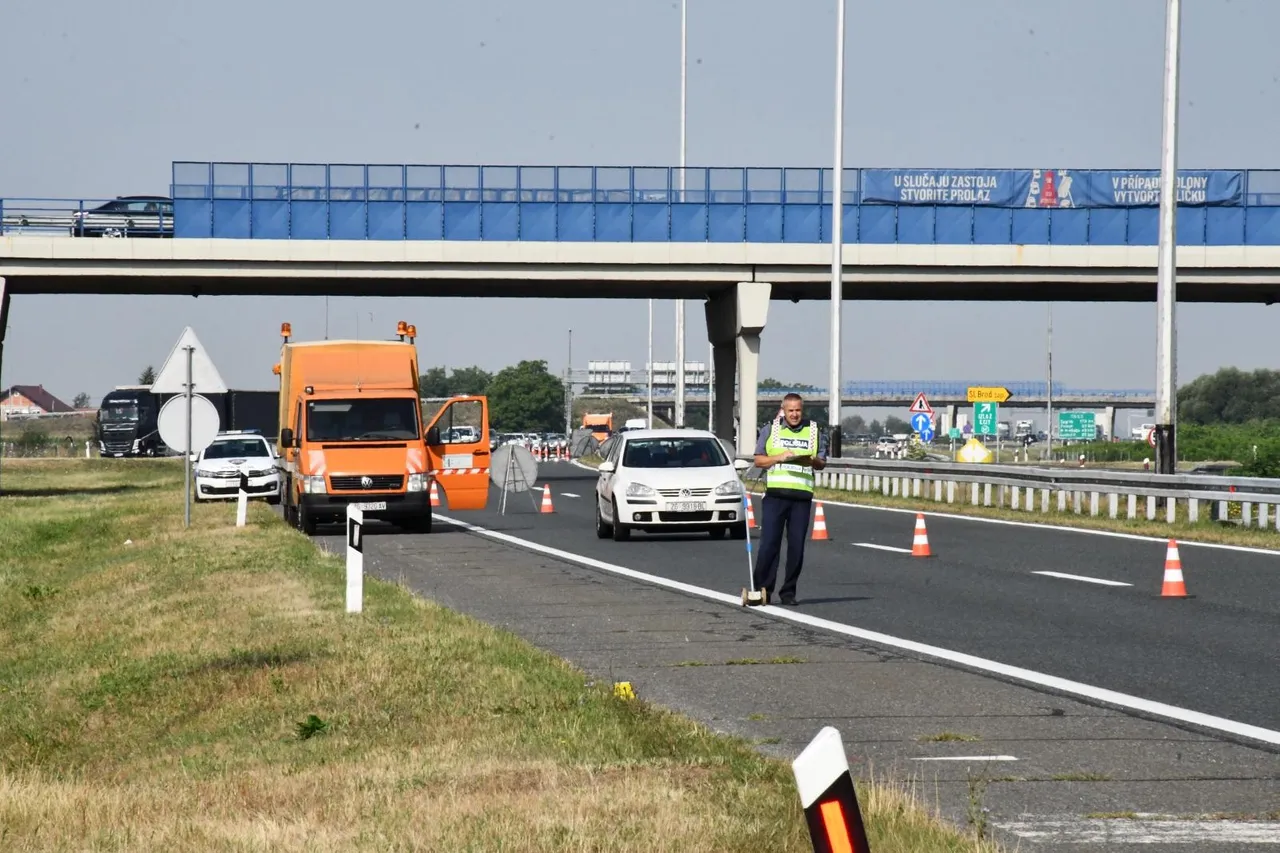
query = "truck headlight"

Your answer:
(407, 473), (427, 492)
(625, 482), (655, 497)
(714, 479), (743, 496)
(303, 475), (326, 494)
